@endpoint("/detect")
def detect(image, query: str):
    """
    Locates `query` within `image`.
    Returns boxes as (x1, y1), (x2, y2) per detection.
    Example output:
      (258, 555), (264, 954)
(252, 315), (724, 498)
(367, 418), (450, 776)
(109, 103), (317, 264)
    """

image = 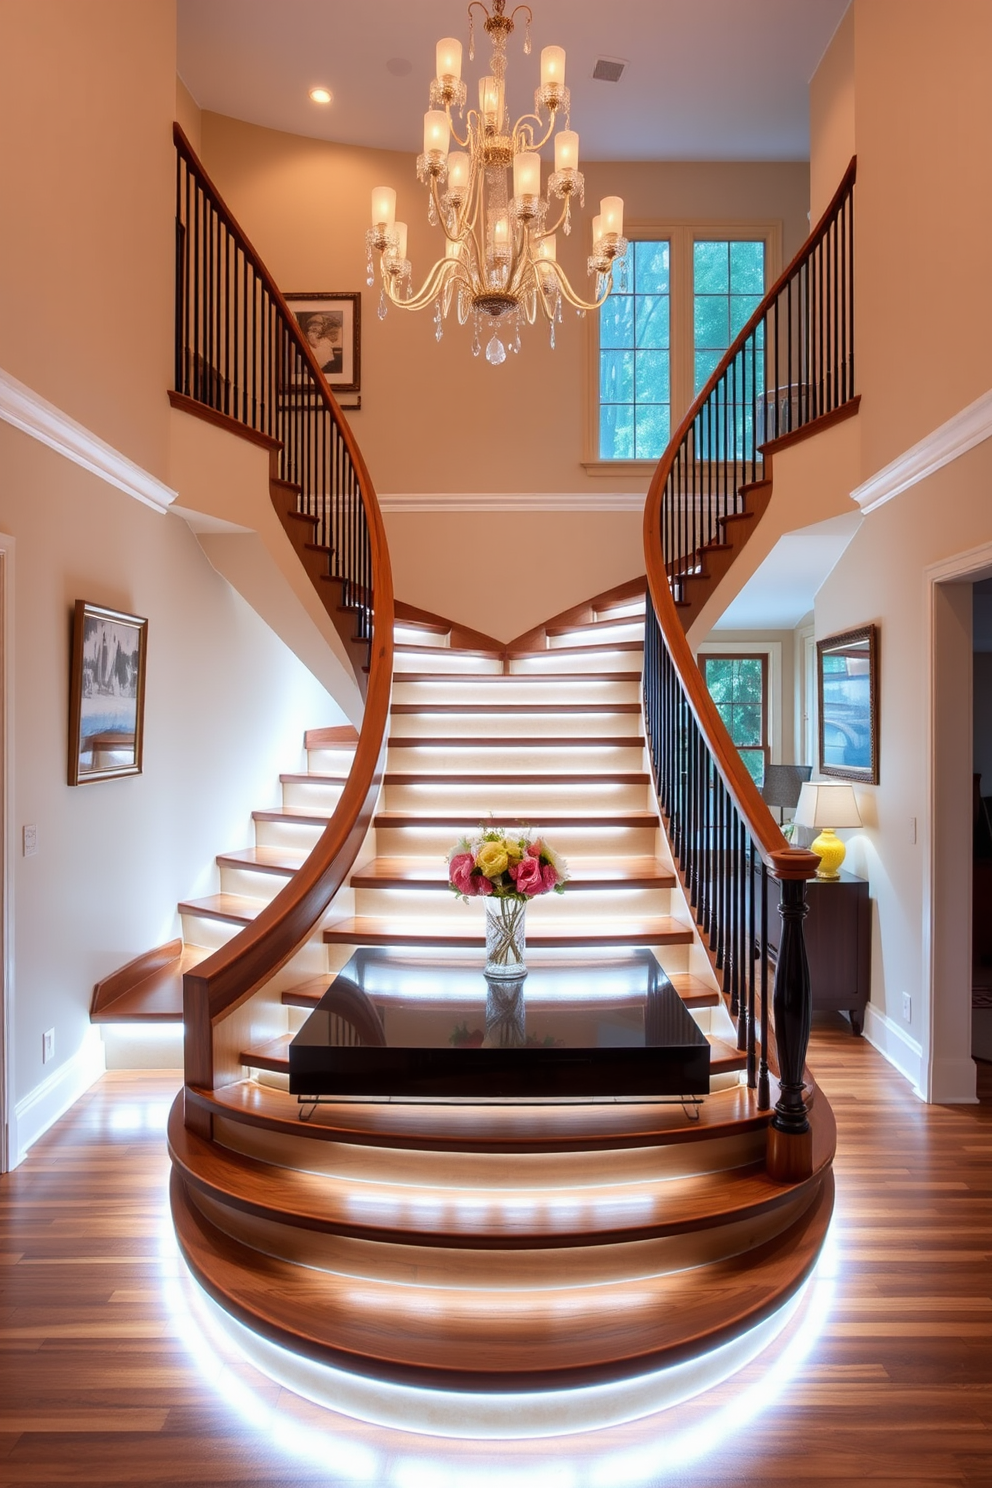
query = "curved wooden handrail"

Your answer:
(643, 159), (856, 874)
(173, 126), (394, 1109)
